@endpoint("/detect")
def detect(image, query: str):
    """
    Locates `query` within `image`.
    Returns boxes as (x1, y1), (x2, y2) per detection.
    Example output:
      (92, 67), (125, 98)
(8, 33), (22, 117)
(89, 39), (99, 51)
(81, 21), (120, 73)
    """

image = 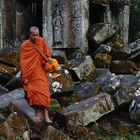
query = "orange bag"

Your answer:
(43, 58), (59, 73)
